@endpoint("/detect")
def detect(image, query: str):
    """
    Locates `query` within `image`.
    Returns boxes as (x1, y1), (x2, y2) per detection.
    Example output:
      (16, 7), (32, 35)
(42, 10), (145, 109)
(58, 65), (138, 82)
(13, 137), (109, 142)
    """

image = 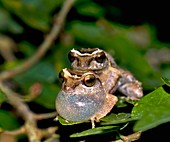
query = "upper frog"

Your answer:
(68, 48), (143, 100)
(68, 48), (116, 71)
